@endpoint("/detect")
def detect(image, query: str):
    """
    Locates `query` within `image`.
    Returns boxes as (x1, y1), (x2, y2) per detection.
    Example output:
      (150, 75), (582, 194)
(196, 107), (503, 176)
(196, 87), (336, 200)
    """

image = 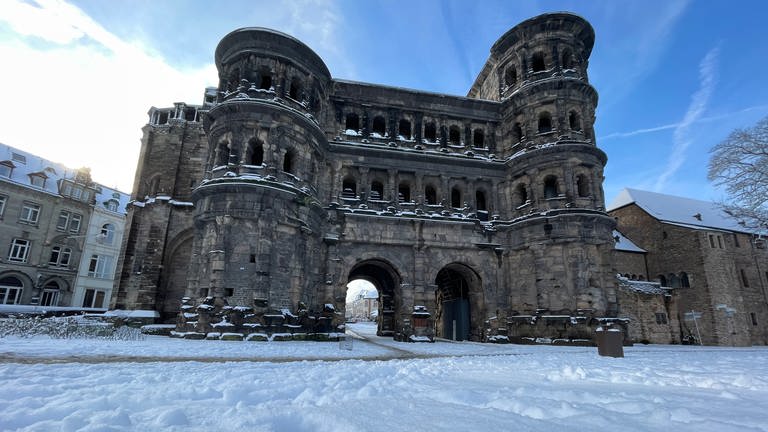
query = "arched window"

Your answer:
(370, 181), (384, 200)
(424, 122), (437, 142)
(473, 129), (484, 148)
(532, 52), (546, 72)
(538, 112), (552, 134)
(449, 125), (461, 145)
(215, 139), (230, 166)
(658, 275), (667, 286)
(451, 187), (462, 208)
(0, 276), (23, 304)
(342, 177), (357, 198)
(425, 185), (437, 205)
(544, 176), (558, 199)
(504, 66), (517, 87)
(40, 281), (59, 307)
(398, 119), (412, 139)
(680, 272), (690, 288)
(517, 184), (528, 205)
(289, 79), (302, 100)
(569, 111), (582, 131)
(513, 122), (523, 143)
(561, 49), (574, 70)
(259, 73), (272, 90)
(246, 139), (263, 166)
(372, 116), (386, 137)
(668, 273), (680, 288)
(282, 151), (294, 174)
(345, 113), (360, 132)
(100, 223), (115, 245)
(576, 174), (589, 197)
(398, 183), (411, 203)
(475, 190), (487, 211)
